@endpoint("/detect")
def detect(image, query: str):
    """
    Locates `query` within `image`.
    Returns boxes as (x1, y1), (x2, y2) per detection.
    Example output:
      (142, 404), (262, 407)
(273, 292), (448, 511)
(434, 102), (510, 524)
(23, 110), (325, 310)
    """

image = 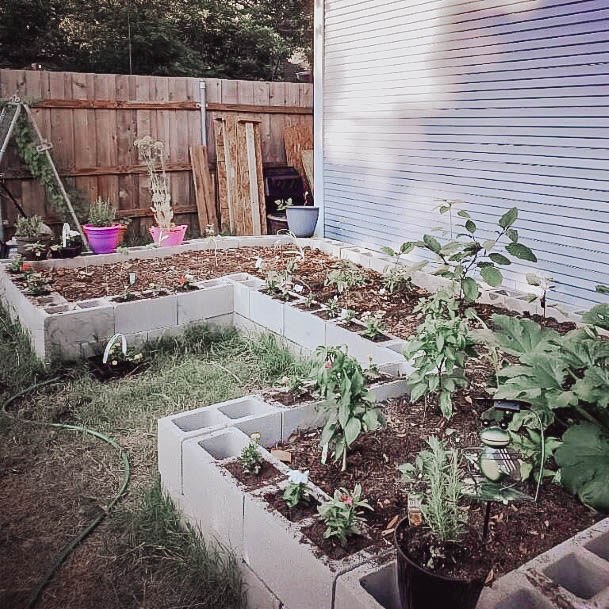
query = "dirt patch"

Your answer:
(263, 490), (319, 523)
(276, 397), (599, 576)
(224, 459), (283, 490)
(301, 520), (373, 560)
